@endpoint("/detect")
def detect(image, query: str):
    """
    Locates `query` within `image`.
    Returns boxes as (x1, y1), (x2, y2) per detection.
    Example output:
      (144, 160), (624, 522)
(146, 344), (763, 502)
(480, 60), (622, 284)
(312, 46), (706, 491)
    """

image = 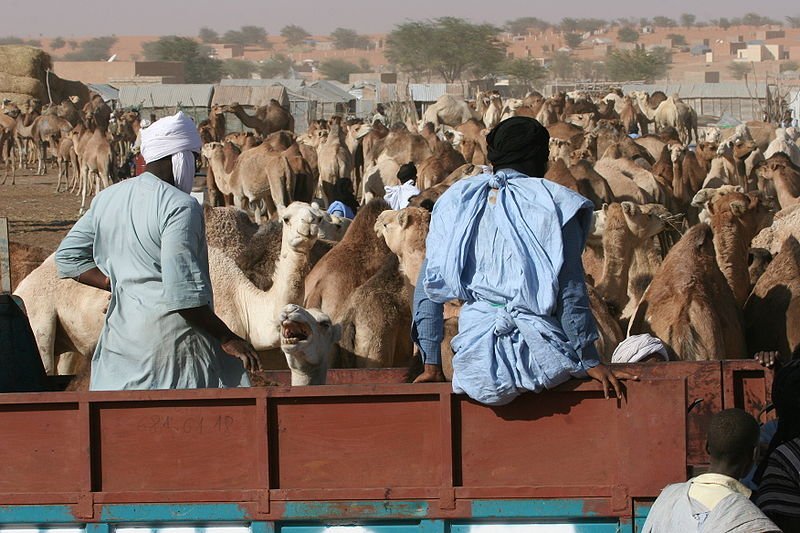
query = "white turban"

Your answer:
(611, 334), (669, 364)
(140, 112), (202, 194)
